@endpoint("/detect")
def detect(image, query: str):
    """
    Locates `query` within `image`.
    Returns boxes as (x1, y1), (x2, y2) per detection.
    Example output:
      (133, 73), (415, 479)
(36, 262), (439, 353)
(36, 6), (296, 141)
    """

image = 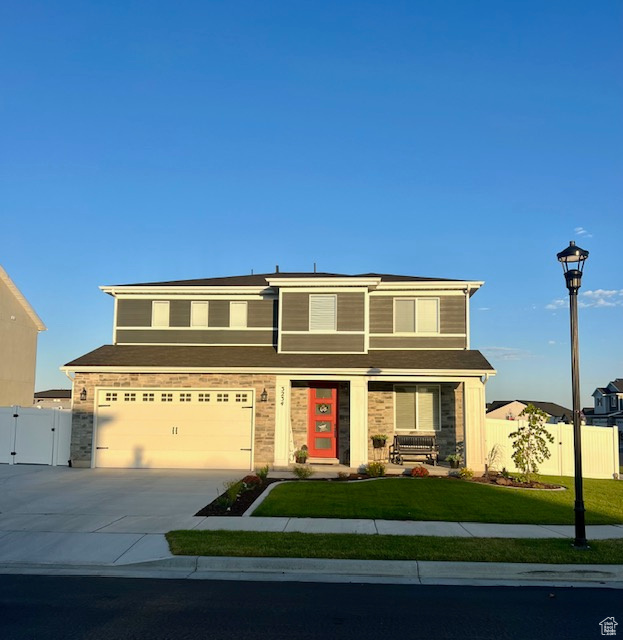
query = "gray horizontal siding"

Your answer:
(247, 300), (276, 328)
(369, 297), (393, 333)
(281, 293), (309, 331)
(369, 336), (466, 349)
(117, 300), (152, 327)
(370, 295), (466, 335)
(208, 300), (229, 328)
(170, 300), (191, 327)
(281, 333), (365, 353)
(337, 293), (365, 331)
(440, 297), (466, 334)
(116, 329), (275, 345)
